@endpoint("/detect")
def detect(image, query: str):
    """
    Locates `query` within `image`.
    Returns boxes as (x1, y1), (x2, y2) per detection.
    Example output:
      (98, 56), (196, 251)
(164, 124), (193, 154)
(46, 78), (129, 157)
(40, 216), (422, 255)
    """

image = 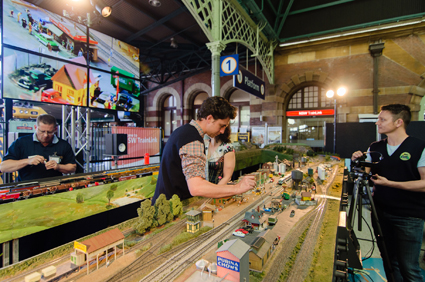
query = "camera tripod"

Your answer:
(347, 163), (395, 282)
